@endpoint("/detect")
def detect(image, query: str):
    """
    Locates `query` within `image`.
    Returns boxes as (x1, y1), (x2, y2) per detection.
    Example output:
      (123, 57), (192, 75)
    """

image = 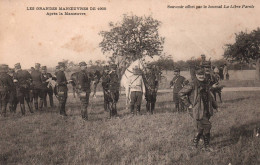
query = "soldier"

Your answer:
(56, 62), (69, 116)
(128, 66), (145, 115)
(0, 64), (14, 117)
(107, 64), (120, 118)
(13, 63), (34, 115)
(7, 68), (18, 113)
(143, 64), (159, 114)
(31, 63), (44, 111)
(101, 65), (110, 112)
(170, 68), (187, 112)
(41, 66), (54, 108)
(179, 68), (218, 151)
(76, 61), (92, 120)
